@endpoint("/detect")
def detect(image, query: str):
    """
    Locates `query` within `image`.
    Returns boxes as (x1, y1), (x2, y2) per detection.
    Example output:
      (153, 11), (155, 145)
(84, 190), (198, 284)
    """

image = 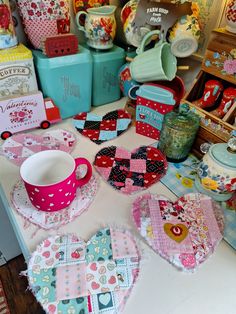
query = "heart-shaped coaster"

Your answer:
(94, 146), (167, 194)
(27, 228), (140, 314)
(73, 109), (131, 144)
(11, 176), (98, 230)
(0, 129), (76, 166)
(132, 193), (224, 272)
